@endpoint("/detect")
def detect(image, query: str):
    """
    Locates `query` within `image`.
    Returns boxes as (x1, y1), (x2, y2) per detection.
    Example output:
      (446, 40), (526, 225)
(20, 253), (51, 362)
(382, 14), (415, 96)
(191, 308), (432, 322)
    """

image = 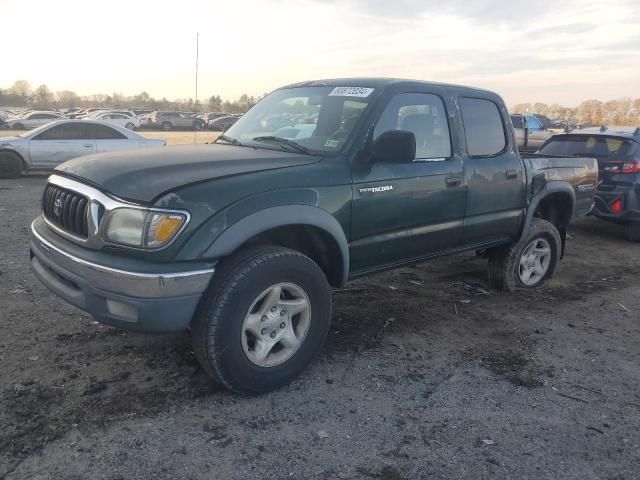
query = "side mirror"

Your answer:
(371, 130), (416, 164)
